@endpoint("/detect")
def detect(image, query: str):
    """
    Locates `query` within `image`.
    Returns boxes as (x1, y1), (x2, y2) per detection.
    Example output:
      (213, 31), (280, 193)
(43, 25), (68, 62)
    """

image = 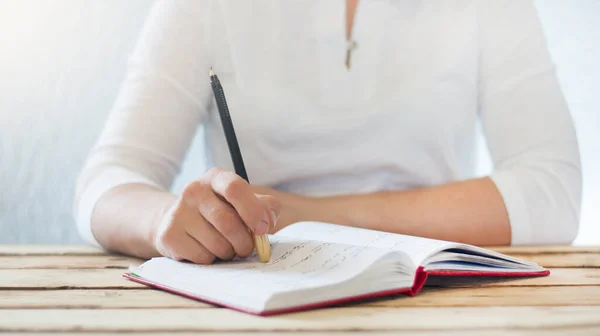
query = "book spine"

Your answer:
(406, 266), (429, 296)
